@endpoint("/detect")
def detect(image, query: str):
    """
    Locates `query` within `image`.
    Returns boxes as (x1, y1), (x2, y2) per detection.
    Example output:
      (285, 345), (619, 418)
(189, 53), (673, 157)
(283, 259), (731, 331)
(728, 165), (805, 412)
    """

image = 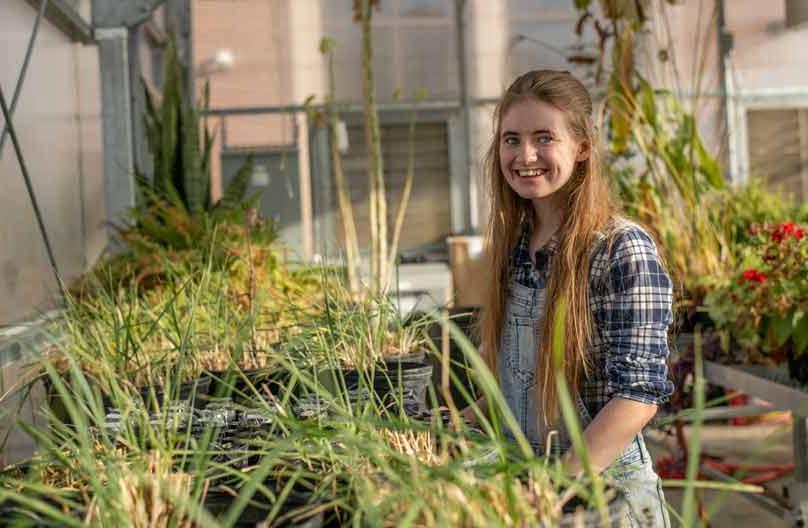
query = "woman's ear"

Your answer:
(576, 140), (591, 162)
